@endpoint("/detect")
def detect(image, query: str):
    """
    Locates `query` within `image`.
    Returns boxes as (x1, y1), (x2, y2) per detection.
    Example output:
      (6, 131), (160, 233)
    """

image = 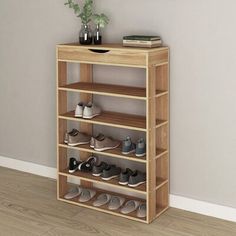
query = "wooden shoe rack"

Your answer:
(56, 43), (169, 224)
